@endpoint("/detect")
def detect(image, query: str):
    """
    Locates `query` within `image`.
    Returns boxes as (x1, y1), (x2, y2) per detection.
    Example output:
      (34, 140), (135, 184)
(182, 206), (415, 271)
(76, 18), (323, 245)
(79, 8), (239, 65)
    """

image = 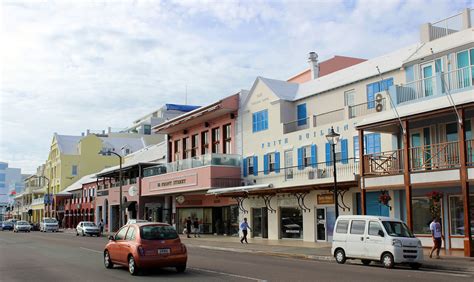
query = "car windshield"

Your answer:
(140, 225), (178, 240)
(382, 221), (415, 238)
(83, 222), (95, 227)
(44, 219), (57, 223)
